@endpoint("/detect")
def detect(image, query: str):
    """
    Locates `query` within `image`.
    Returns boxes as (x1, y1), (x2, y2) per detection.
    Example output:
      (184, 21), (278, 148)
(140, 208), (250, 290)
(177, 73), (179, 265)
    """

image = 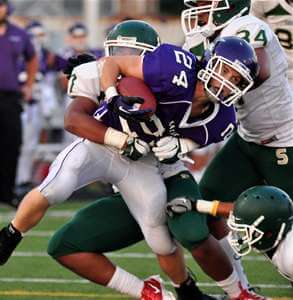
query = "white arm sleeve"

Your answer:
(67, 61), (101, 104)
